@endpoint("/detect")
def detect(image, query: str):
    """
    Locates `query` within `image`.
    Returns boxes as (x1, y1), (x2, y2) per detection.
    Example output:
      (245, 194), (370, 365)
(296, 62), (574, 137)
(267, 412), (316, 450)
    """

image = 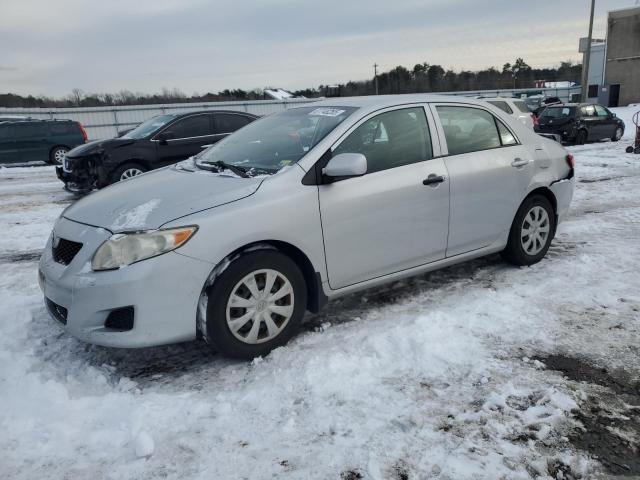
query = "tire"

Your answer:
(501, 195), (556, 267)
(626, 146), (635, 154)
(110, 162), (147, 184)
(574, 130), (587, 145)
(49, 146), (69, 165)
(205, 250), (307, 359)
(611, 127), (623, 142)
